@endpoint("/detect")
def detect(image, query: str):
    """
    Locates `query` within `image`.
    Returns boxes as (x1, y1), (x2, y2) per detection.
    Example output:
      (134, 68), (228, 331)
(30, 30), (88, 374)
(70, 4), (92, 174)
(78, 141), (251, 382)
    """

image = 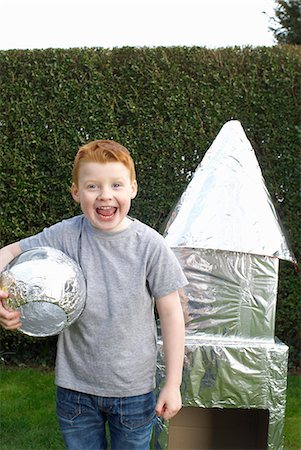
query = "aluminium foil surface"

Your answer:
(176, 248), (279, 340)
(163, 120), (295, 263)
(154, 336), (289, 450)
(0, 247), (86, 337)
